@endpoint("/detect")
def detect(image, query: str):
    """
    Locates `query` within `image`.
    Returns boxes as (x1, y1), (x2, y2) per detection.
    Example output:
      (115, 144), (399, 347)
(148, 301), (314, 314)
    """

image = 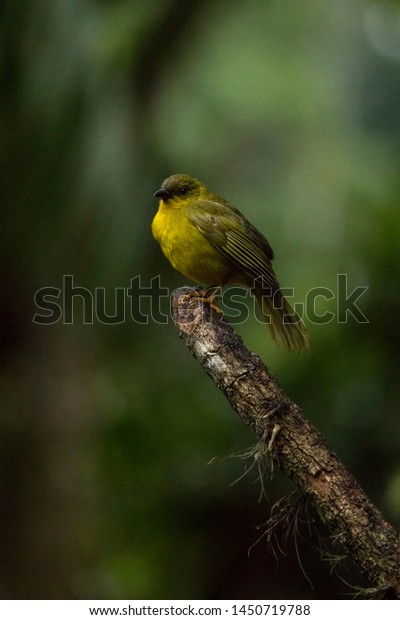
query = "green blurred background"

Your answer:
(1, 0), (400, 600)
